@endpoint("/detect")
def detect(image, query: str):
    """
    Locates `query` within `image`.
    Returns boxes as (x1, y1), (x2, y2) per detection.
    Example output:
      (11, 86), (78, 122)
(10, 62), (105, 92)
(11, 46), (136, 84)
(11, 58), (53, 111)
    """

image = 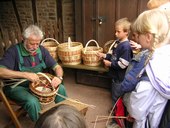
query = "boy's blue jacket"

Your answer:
(112, 50), (150, 102)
